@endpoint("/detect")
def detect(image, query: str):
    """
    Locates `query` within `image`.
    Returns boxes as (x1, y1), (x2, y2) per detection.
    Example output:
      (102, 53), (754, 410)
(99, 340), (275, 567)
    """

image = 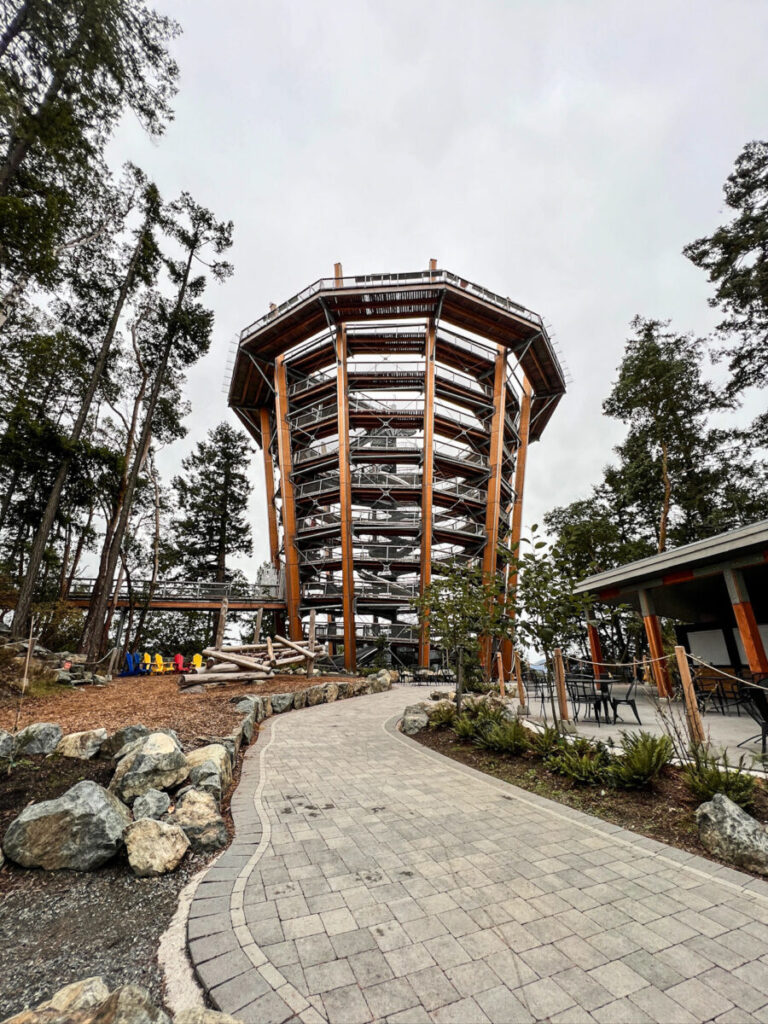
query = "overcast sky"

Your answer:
(110, 0), (768, 576)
